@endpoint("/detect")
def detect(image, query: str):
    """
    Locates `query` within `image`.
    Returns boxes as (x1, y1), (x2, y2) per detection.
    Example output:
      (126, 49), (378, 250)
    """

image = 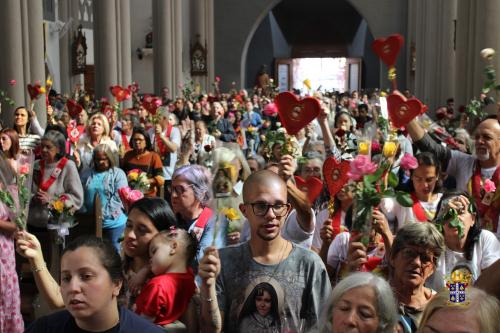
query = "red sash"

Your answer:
(155, 125), (173, 156)
(331, 209), (342, 235)
(471, 162), (500, 230)
(121, 133), (130, 151)
(411, 192), (428, 222)
(191, 207), (213, 241)
(39, 157), (69, 191)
